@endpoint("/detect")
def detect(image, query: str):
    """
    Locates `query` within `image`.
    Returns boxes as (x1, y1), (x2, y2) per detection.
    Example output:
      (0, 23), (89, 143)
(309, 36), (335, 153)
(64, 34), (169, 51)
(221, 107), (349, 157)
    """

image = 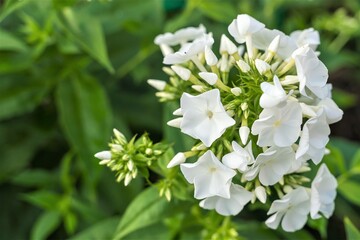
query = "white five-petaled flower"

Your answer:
(180, 150), (236, 199)
(228, 14), (265, 44)
(265, 187), (310, 232)
(293, 45), (328, 99)
(244, 146), (294, 186)
(222, 141), (255, 172)
(154, 24), (206, 46)
(252, 101), (302, 147)
(199, 183), (252, 216)
(179, 89), (236, 147)
(260, 75), (287, 108)
(163, 33), (214, 64)
(290, 28), (320, 50)
(310, 164), (337, 219)
(296, 110), (330, 164)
